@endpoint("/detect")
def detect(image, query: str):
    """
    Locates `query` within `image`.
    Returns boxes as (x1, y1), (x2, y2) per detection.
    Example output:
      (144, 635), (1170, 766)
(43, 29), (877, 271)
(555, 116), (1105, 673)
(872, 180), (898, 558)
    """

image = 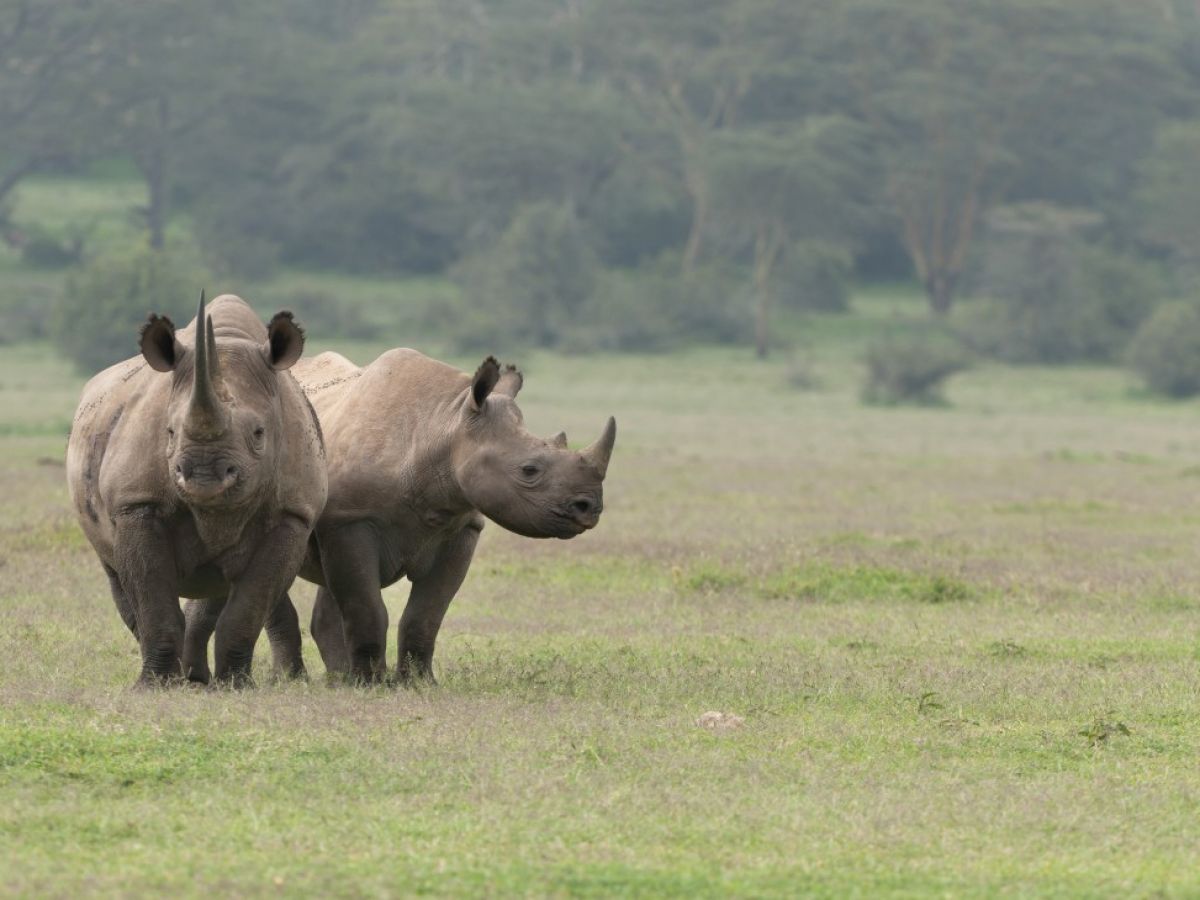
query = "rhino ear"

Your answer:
(265, 310), (304, 371)
(470, 356), (501, 410)
(496, 364), (523, 398)
(139, 313), (181, 372)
